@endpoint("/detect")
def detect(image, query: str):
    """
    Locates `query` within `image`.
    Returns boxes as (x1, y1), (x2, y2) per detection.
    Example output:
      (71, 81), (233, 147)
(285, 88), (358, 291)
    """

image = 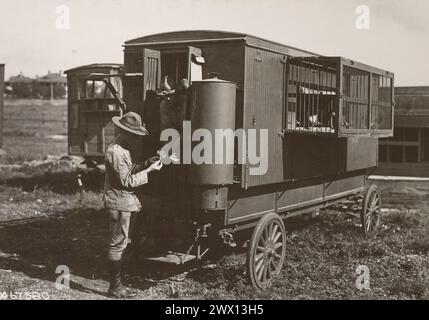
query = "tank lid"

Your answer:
(193, 76), (234, 84)
(193, 72), (234, 84)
